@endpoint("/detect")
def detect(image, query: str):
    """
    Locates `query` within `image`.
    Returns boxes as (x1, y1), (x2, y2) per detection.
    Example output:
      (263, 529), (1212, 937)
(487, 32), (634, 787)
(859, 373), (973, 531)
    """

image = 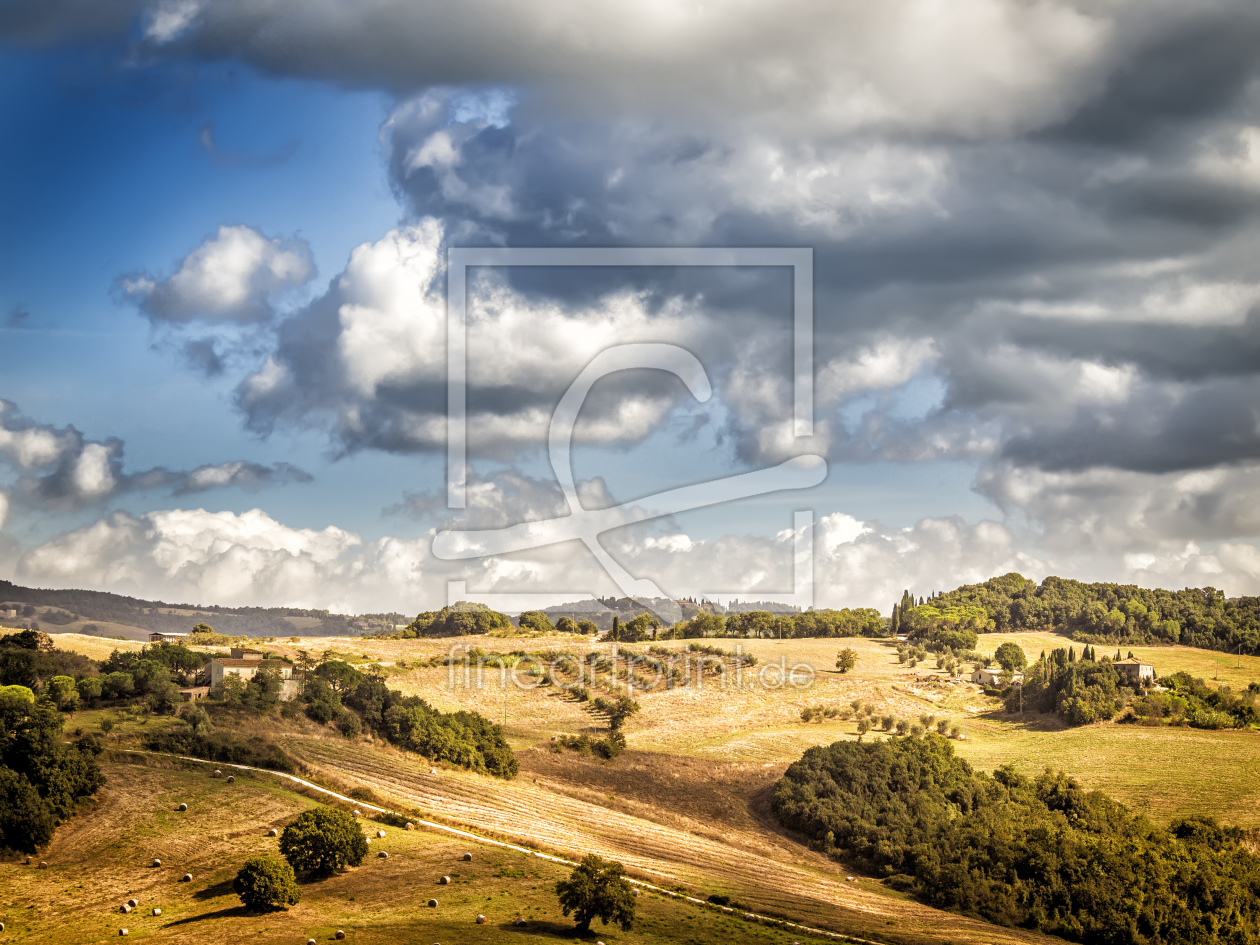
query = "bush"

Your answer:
(279, 808), (368, 875)
(555, 853), (636, 933)
(143, 729), (295, 773)
(233, 855), (301, 910)
(336, 712), (362, 739)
